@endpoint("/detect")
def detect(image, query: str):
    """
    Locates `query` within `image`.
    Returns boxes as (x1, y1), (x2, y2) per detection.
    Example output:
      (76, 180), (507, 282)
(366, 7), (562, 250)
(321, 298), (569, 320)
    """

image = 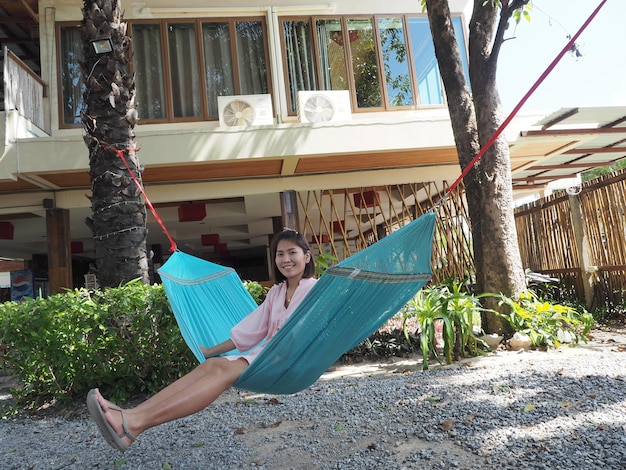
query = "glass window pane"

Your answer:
(235, 21), (268, 95)
(132, 24), (166, 120)
(408, 17), (443, 105)
(378, 17), (413, 107)
(315, 18), (349, 91)
(202, 22), (235, 116)
(59, 27), (84, 125)
(347, 18), (382, 108)
(283, 20), (317, 113)
(168, 23), (202, 118)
